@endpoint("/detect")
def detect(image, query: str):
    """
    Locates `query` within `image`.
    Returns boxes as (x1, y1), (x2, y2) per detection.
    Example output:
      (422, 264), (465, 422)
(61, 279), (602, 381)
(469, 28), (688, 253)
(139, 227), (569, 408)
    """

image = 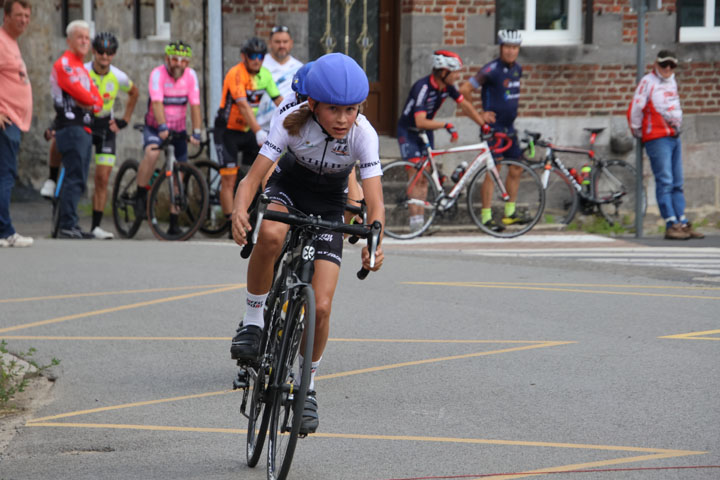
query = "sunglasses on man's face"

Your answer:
(247, 52), (265, 60)
(658, 61), (677, 69)
(96, 48), (116, 56)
